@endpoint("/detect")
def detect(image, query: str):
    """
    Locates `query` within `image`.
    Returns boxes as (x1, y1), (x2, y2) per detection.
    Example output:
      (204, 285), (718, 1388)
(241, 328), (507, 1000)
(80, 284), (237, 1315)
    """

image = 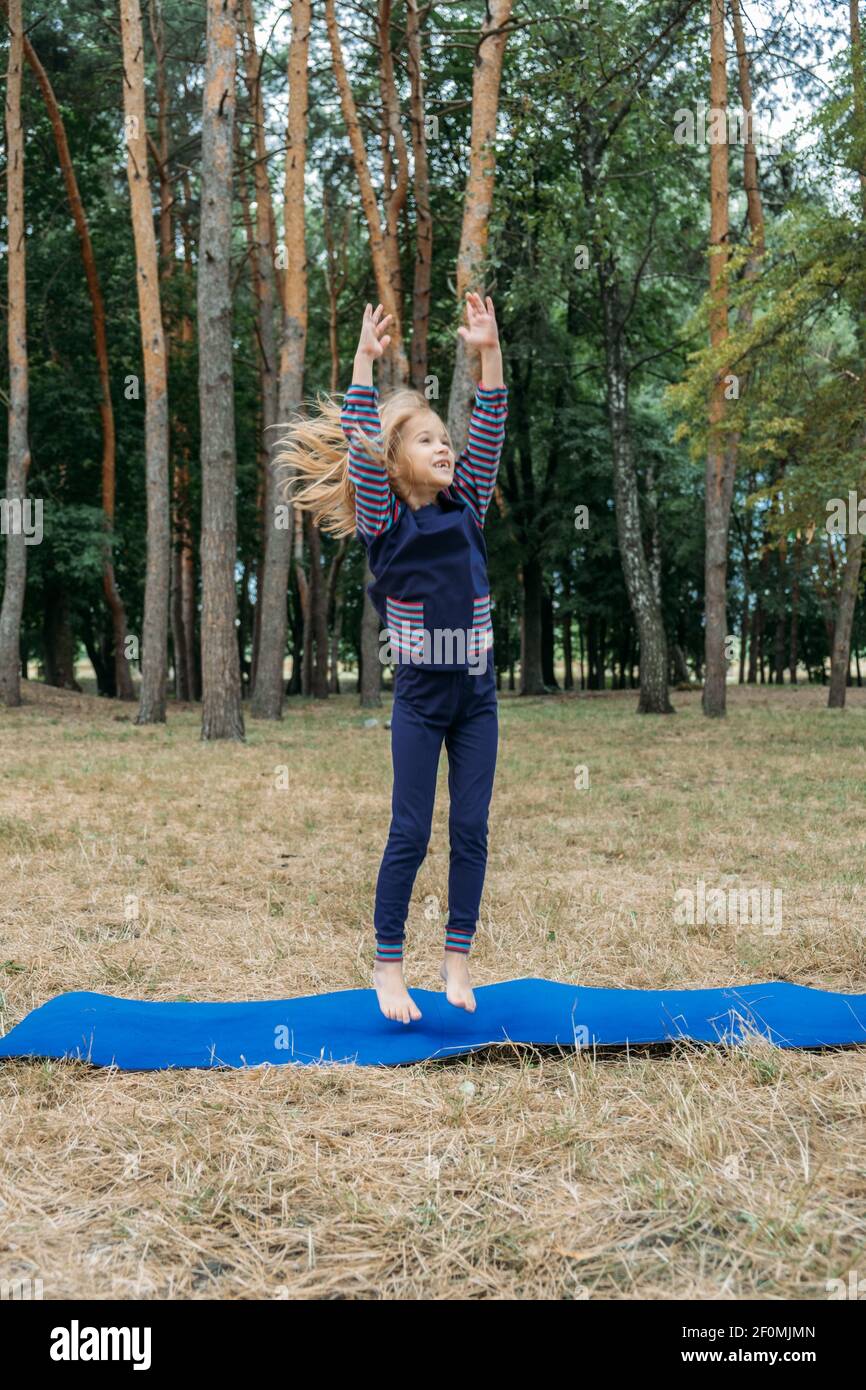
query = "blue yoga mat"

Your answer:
(0, 978), (864, 1070)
